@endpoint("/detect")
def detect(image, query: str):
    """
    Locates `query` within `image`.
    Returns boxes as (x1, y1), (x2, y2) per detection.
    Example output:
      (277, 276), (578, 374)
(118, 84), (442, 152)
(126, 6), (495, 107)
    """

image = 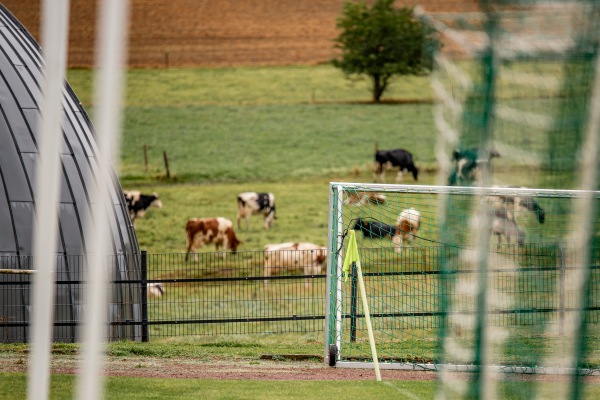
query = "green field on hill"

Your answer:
(67, 65), (438, 254)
